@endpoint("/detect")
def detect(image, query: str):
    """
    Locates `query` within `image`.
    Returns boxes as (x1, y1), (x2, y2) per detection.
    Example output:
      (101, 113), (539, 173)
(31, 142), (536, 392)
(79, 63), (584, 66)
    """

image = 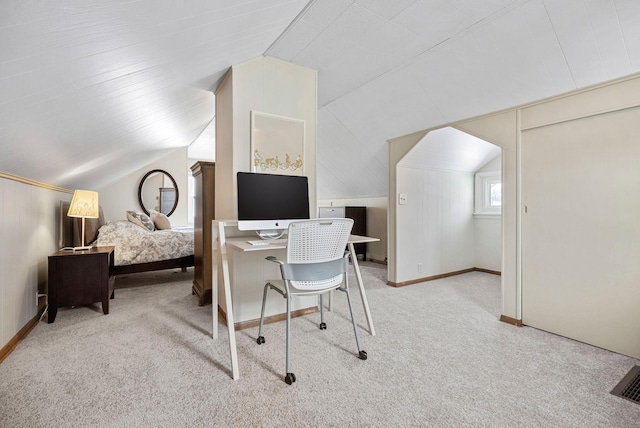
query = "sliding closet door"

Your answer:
(521, 107), (640, 359)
